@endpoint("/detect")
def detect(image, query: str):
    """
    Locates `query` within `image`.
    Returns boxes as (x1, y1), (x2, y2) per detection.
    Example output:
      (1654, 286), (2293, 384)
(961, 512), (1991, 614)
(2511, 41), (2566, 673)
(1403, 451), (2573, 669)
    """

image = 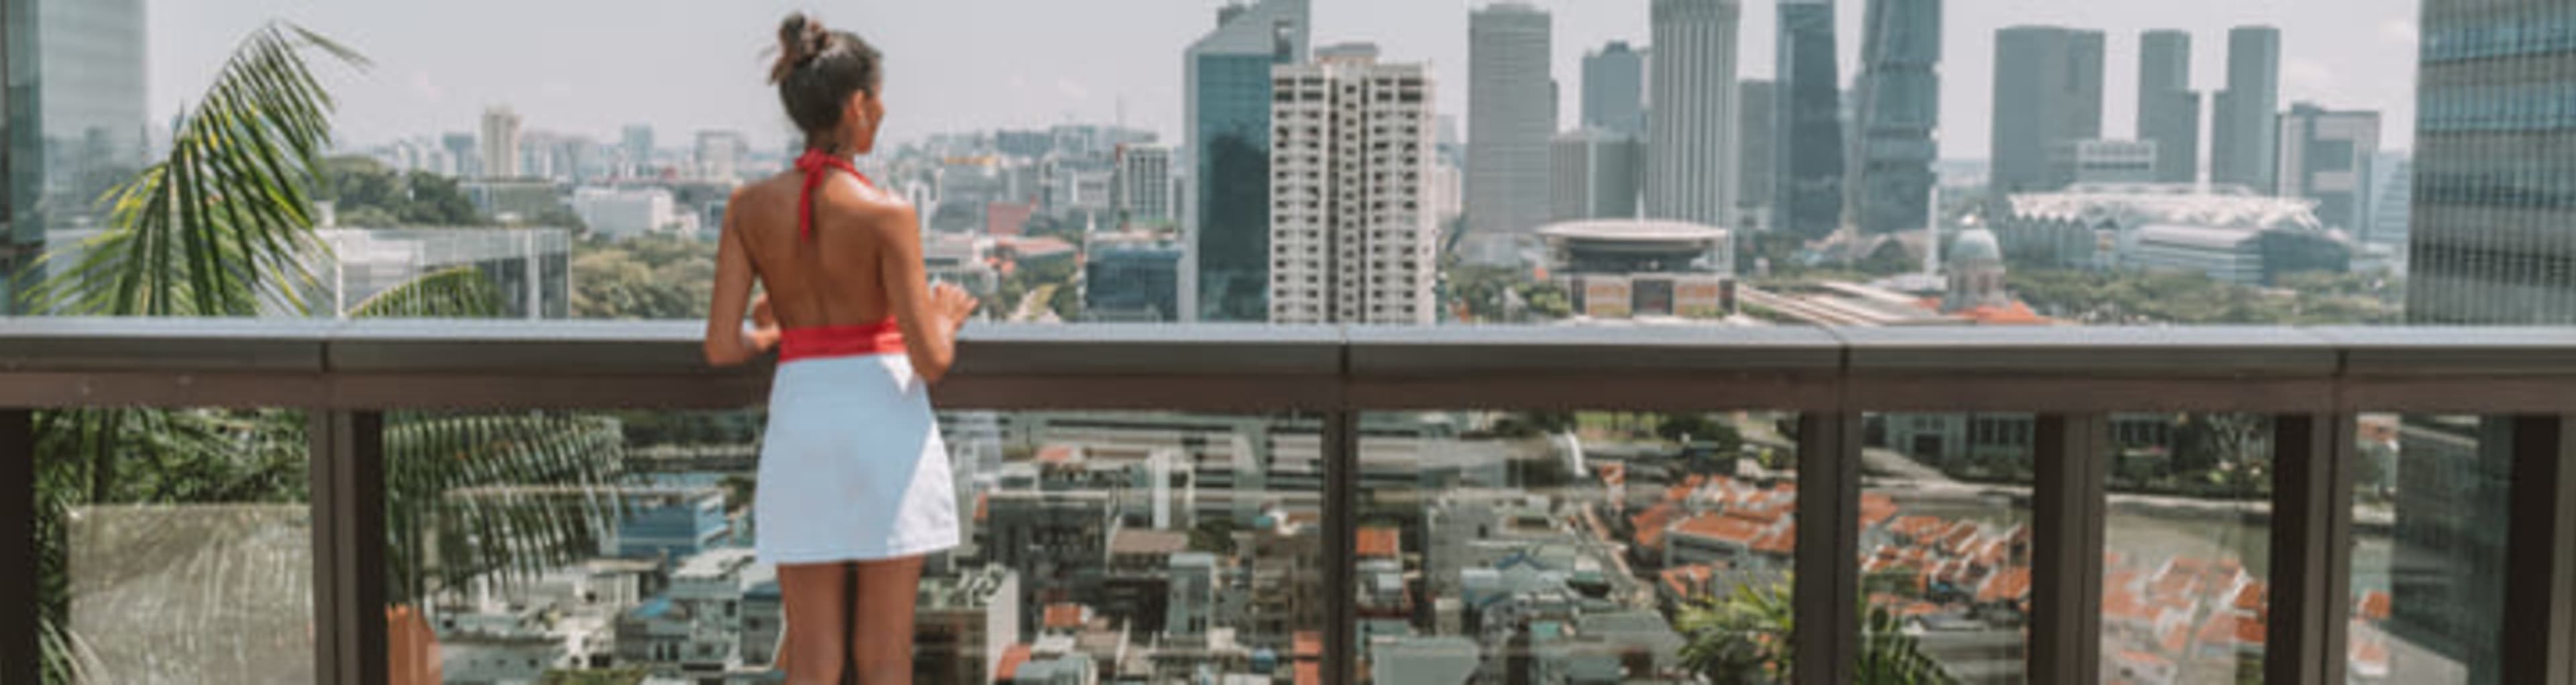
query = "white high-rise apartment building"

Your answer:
(1115, 144), (1176, 225)
(1646, 0), (1744, 227)
(480, 106), (523, 179)
(1466, 3), (1556, 248)
(1267, 44), (1437, 325)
